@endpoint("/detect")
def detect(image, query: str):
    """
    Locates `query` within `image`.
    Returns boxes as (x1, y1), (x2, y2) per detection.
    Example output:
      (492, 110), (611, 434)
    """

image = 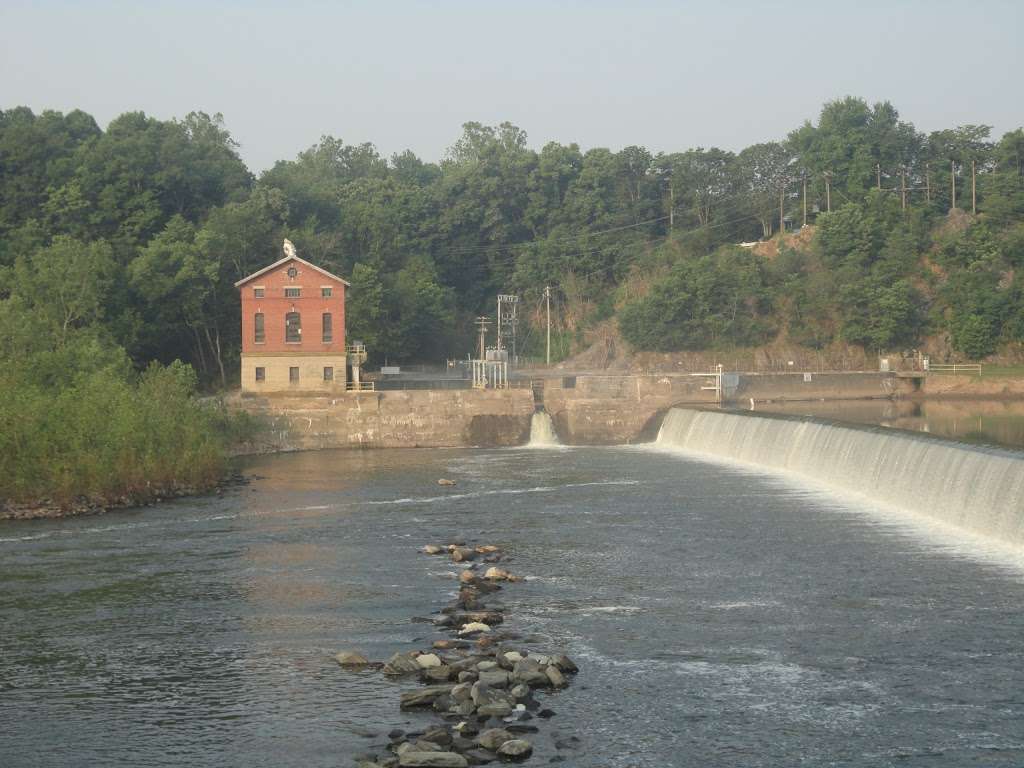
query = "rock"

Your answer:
(423, 544), (445, 555)
(458, 570), (478, 585)
(496, 739), (532, 761)
(398, 753), (468, 768)
(451, 547), (477, 563)
(502, 651), (523, 664)
(384, 652), (424, 676)
(450, 682), (473, 703)
(537, 709), (555, 719)
(389, 729), (406, 740)
(420, 727), (453, 747)
(426, 665), (454, 682)
(475, 545), (500, 554)
(334, 649), (370, 667)
(509, 684), (530, 700)
(549, 653), (578, 674)
(511, 659), (548, 687)
(462, 750), (498, 765)
(476, 702), (513, 718)
(476, 728), (514, 751)
(476, 669), (510, 688)
(437, 479), (457, 487)
(458, 622), (491, 636)
(400, 684), (456, 709)
(433, 639), (471, 651)
(483, 567), (510, 581)
(416, 653), (443, 669)
(545, 665), (567, 689)
(457, 670), (477, 683)
(456, 614), (503, 630)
